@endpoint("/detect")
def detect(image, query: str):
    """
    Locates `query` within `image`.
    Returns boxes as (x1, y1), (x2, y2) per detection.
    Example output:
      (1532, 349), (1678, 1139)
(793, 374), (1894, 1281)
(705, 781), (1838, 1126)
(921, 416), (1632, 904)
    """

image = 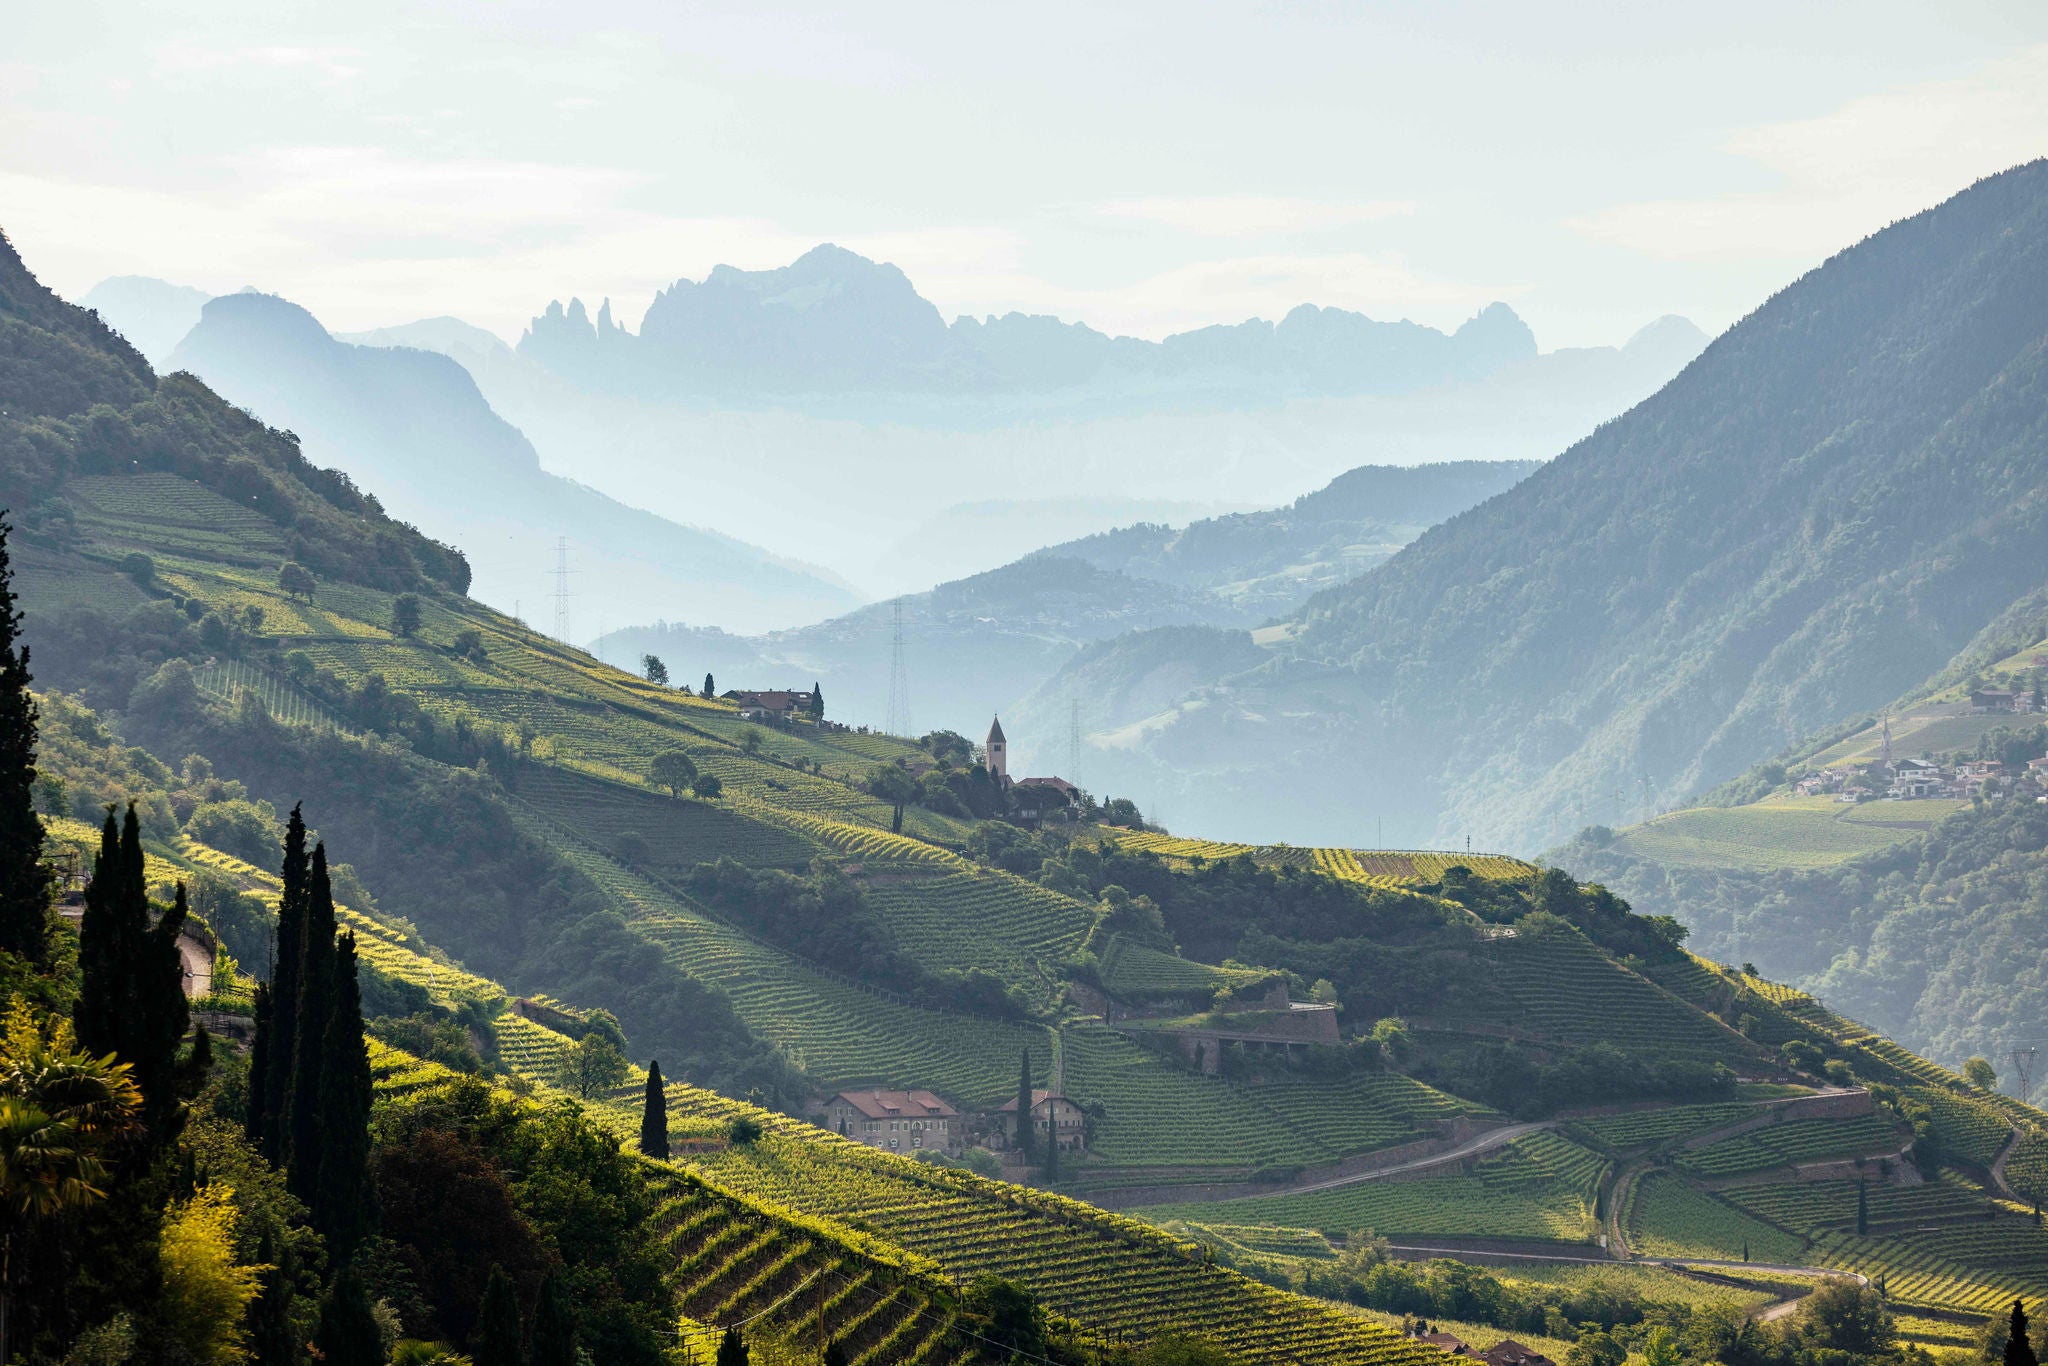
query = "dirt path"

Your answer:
(1990, 1125), (2026, 1201)
(177, 932), (212, 998)
(1274, 1121), (1552, 1197)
